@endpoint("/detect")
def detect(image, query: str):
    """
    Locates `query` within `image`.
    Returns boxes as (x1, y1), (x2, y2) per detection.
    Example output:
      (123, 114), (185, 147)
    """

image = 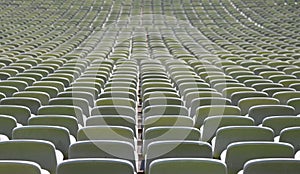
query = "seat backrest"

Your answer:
(201, 116), (255, 142)
(149, 158), (227, 174)
(0, 160), (45, 174)
(287, 98), (300, 115)
(213, 83), (245, 93)
(279, 127), (300, 151)
(248, 105), (295, 125)
(0, 105), (31, 125)
(194, 105), (241, 127)
(251, 83), (283, 91)
(143, 127), (201, 154)
(0, 97), (41, 115)
(57, 91), (94, 107)
(238, 97), (280, 115)
(273, 91), (300, 104)
(222, 87), (256, 99)
(143, 92), (179, 101)
(0, 115), (17, 139)
(145, 141), (212, 172)
(143, 105), (189, 118)
(86, 116), (136, 136)
(65, 87), (98, 99)
(33, 114), (77, 133)
(231, 91), (268, 106)
(77, 126), (135, 145)
(185, 91), (223, 108)
(25, 86), (59, 98)
(214, 126), (274, 158)
(243, 158), (300, 174)
(13, 125), (71, 158)
(262, 87), (295, 96)
(190, 97), (231, 117)
(91, 106), (136, 120)
(49, 97), (90, 117)
(33, 81), (65, 92)
(96, 98), (136, 108)
(38, 105), (84, 125)
(69, 140), (136, 170)
(144, 116), (193, 130)
(13, 91), (50, 105)
(0, 80), (28, 91)
(57, 158), (134, 174)
(0, 86), (19, 97)
(143, 97), (183, 108)
(225, 142), (294, 174)
(262, 116), (300, 136)
(0, 140), (57, 174)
